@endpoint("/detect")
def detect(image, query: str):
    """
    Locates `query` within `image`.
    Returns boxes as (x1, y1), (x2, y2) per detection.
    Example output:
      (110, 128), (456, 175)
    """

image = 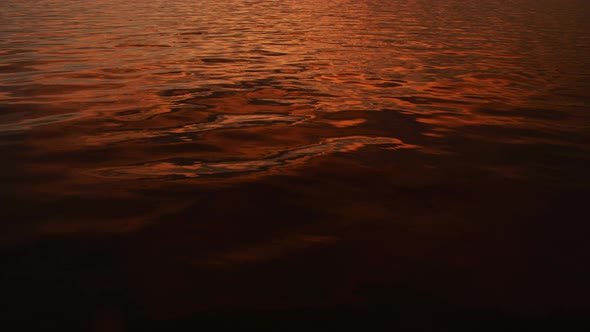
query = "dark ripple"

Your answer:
(158, 88), (211, 97)
(251, 49), (288, 57)
(475, 107), (569, 120)
(0, 61), (40, 73)
(395, 96), (472, 105)
(200, 58), (242, 64)
(178, 31), (205, 36)
(85, 113), (311, 146)
(374, 82), (403, 88)
(0, 112), (85, 132)
(0, 83), (124, 97)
